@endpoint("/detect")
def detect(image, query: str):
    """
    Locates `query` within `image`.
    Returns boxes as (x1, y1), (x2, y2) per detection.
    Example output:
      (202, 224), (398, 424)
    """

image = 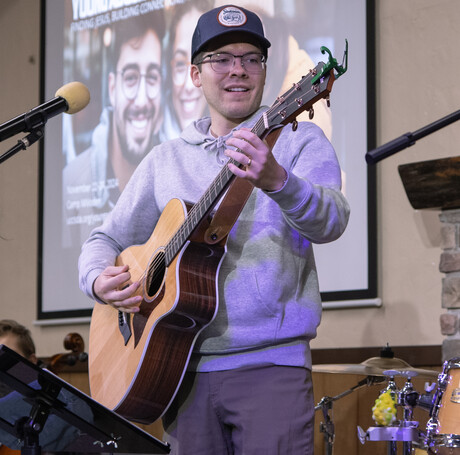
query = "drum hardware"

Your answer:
(425, 357), (460, 454)
(393, 370), (420, 420)
(315, 375), (385, 455)
(418, 382), (437, 413)
(358, 370), (437, 455)
(313, 348), (440, 454)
